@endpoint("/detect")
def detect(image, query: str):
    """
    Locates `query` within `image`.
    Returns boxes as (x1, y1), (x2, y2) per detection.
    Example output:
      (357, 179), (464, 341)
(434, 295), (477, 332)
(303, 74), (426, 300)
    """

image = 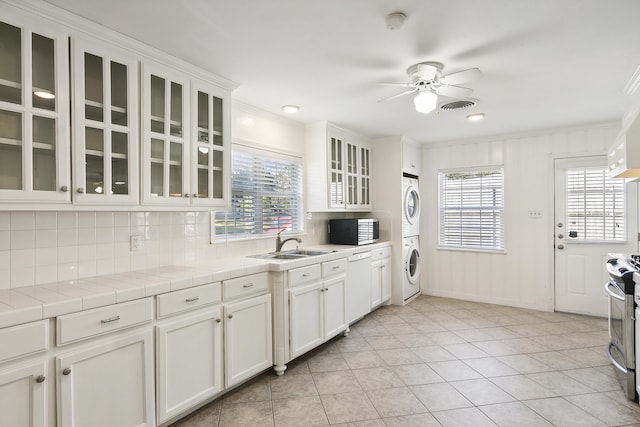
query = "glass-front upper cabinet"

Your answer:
(71, 37), (139, 205)
(328, 134), (345, 208)
(0, 13), (70, 204)
(359, 144), (371, 209)
(345, 141), (359, 207)
(191, 80), (229, 207)
(141, 63), (190, 205)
